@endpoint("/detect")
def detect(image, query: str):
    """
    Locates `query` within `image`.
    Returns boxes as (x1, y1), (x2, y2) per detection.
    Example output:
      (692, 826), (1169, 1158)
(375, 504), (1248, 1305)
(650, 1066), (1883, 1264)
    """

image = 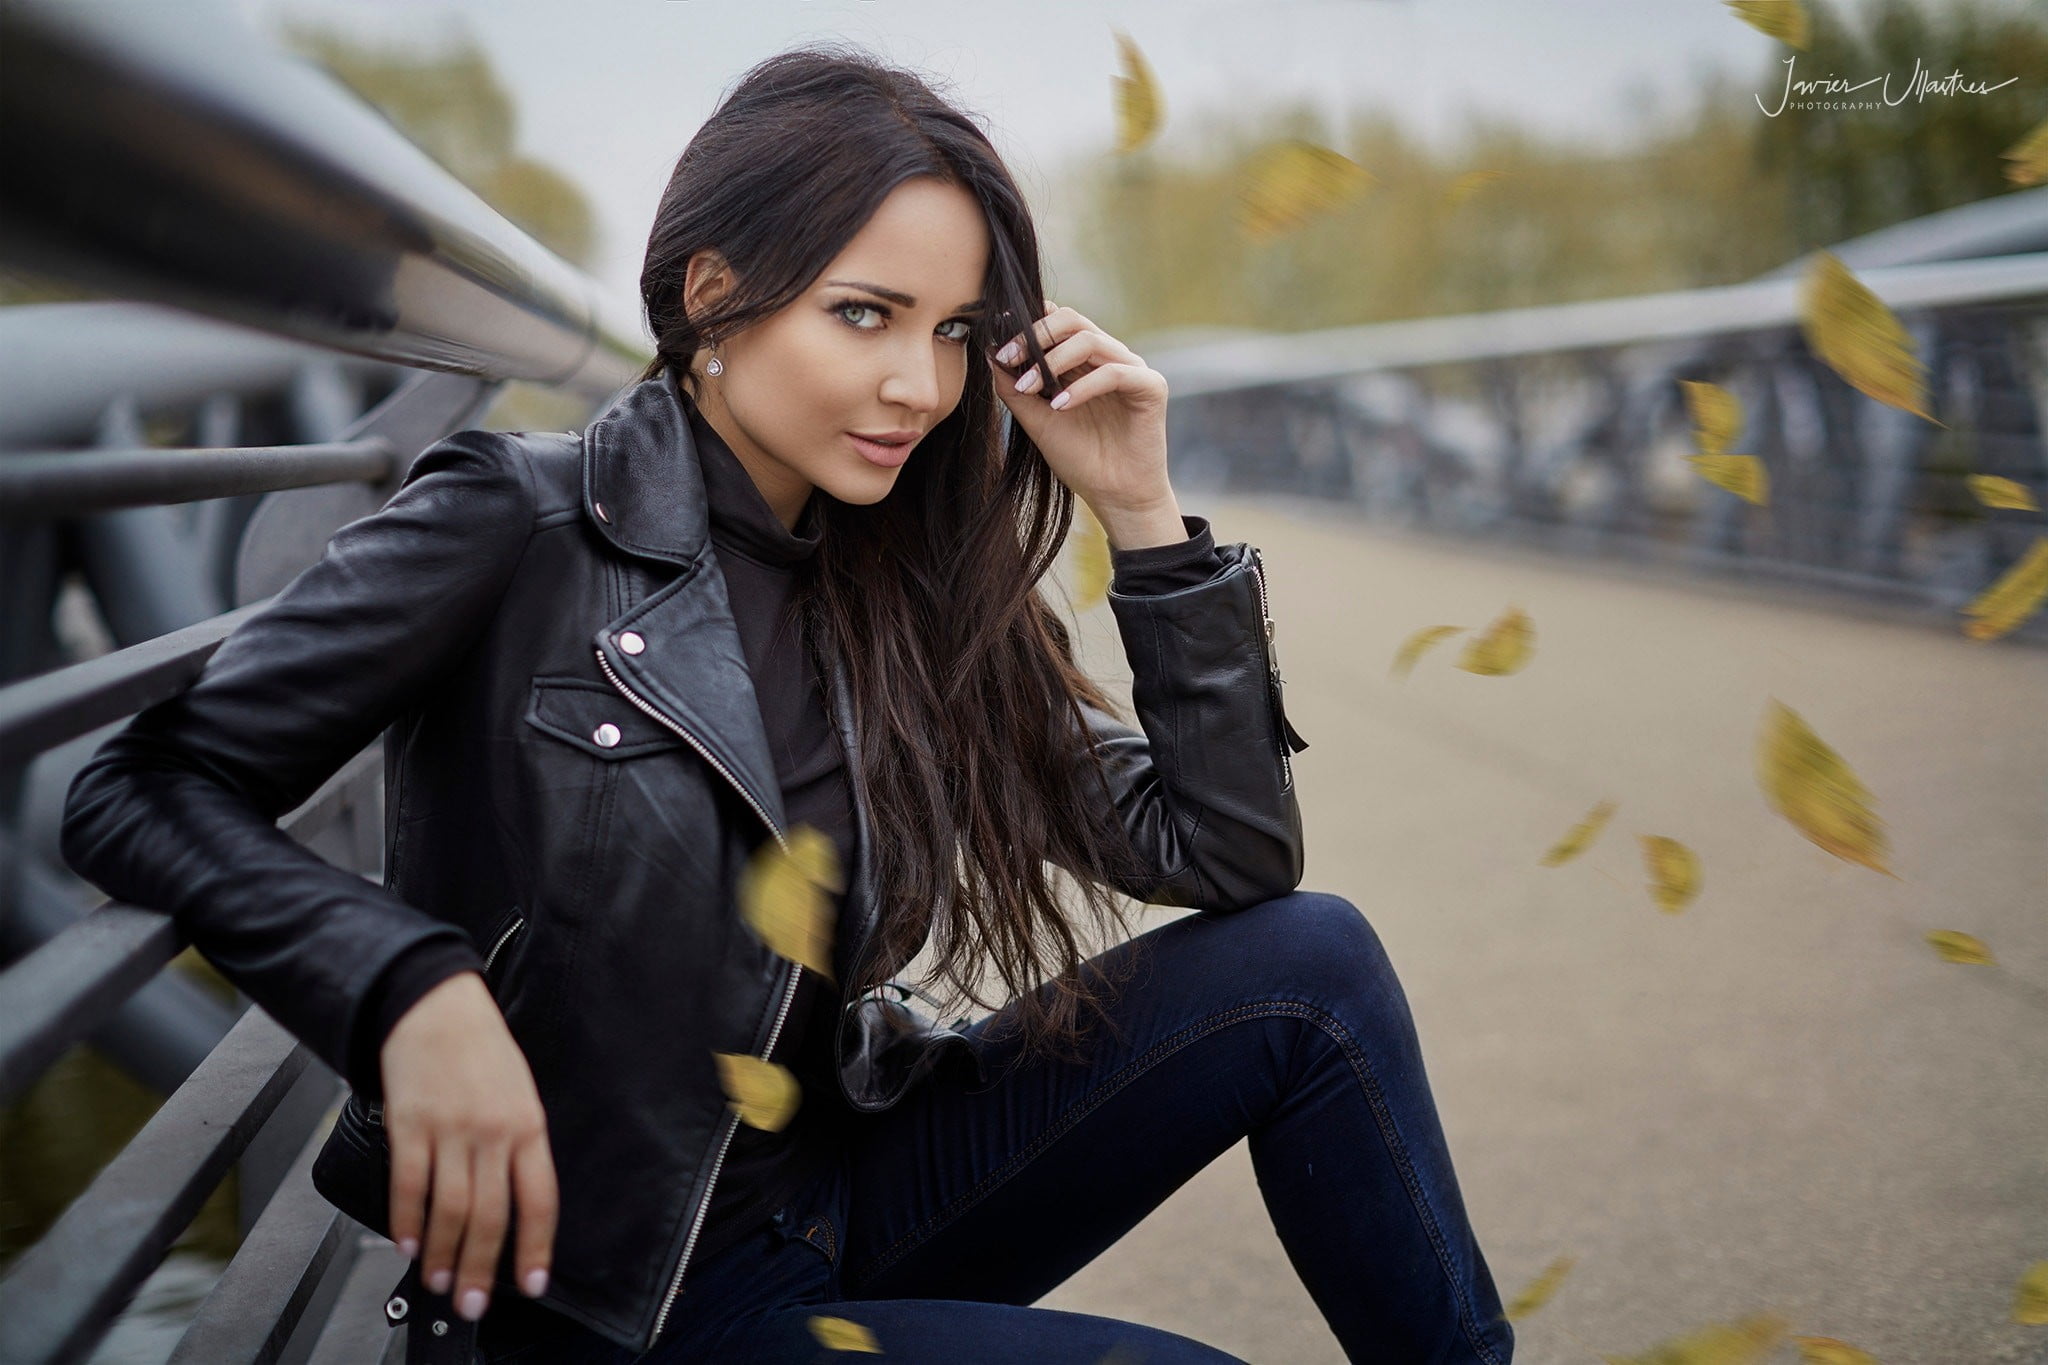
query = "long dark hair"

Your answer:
(635, 44), (1155, 1072)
